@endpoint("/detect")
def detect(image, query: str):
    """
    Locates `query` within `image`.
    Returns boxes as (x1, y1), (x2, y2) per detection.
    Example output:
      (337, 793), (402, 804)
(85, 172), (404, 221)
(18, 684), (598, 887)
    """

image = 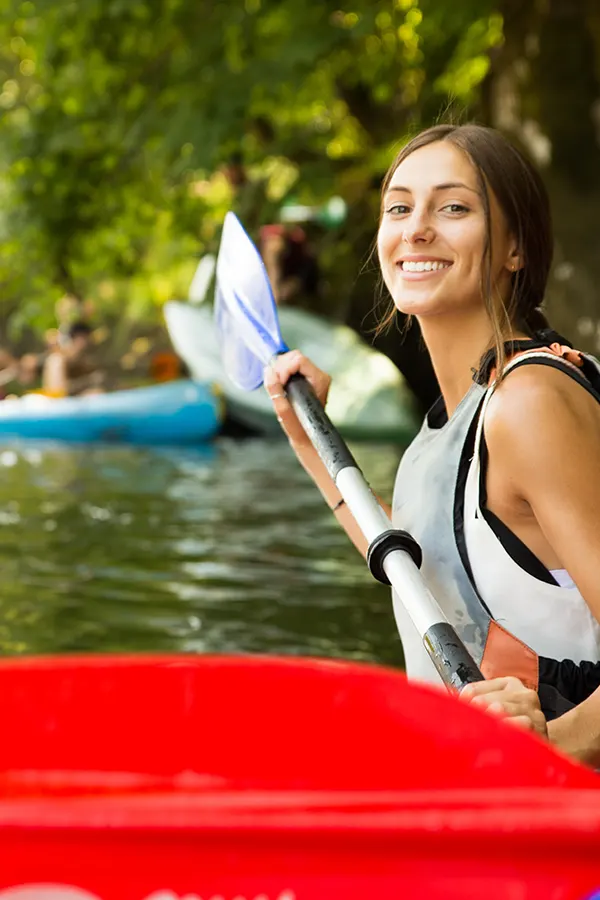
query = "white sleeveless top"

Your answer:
(392, 383), (490, 684)
(464, 352), (600, 665)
